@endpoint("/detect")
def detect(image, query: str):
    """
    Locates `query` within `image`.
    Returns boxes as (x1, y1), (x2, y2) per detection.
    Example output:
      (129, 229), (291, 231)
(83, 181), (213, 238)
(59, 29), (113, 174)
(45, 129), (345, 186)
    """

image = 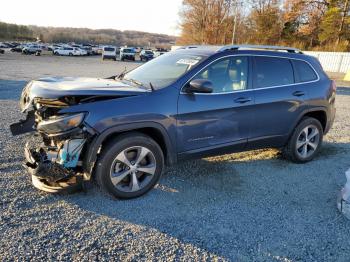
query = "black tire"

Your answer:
(54, 52), (58, 56)
(95, 132), (164, 199)
(69, 53), (73, 56)
(283, 117), (323, 163)
(121, 57), (124, 61)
